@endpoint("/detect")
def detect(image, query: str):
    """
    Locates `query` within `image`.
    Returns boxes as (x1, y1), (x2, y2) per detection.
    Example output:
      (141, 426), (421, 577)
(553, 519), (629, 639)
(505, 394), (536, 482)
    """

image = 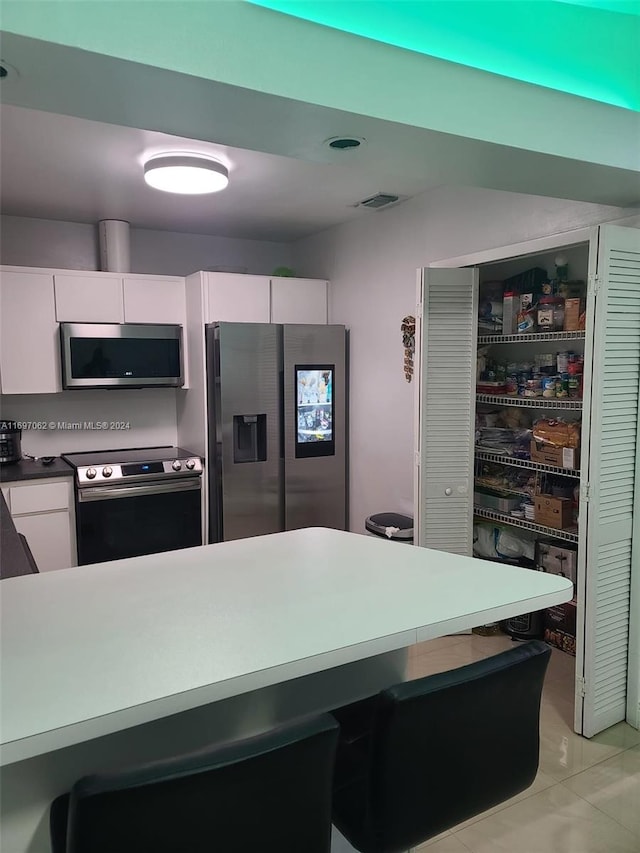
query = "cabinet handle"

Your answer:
(445, 487), (452, 496)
